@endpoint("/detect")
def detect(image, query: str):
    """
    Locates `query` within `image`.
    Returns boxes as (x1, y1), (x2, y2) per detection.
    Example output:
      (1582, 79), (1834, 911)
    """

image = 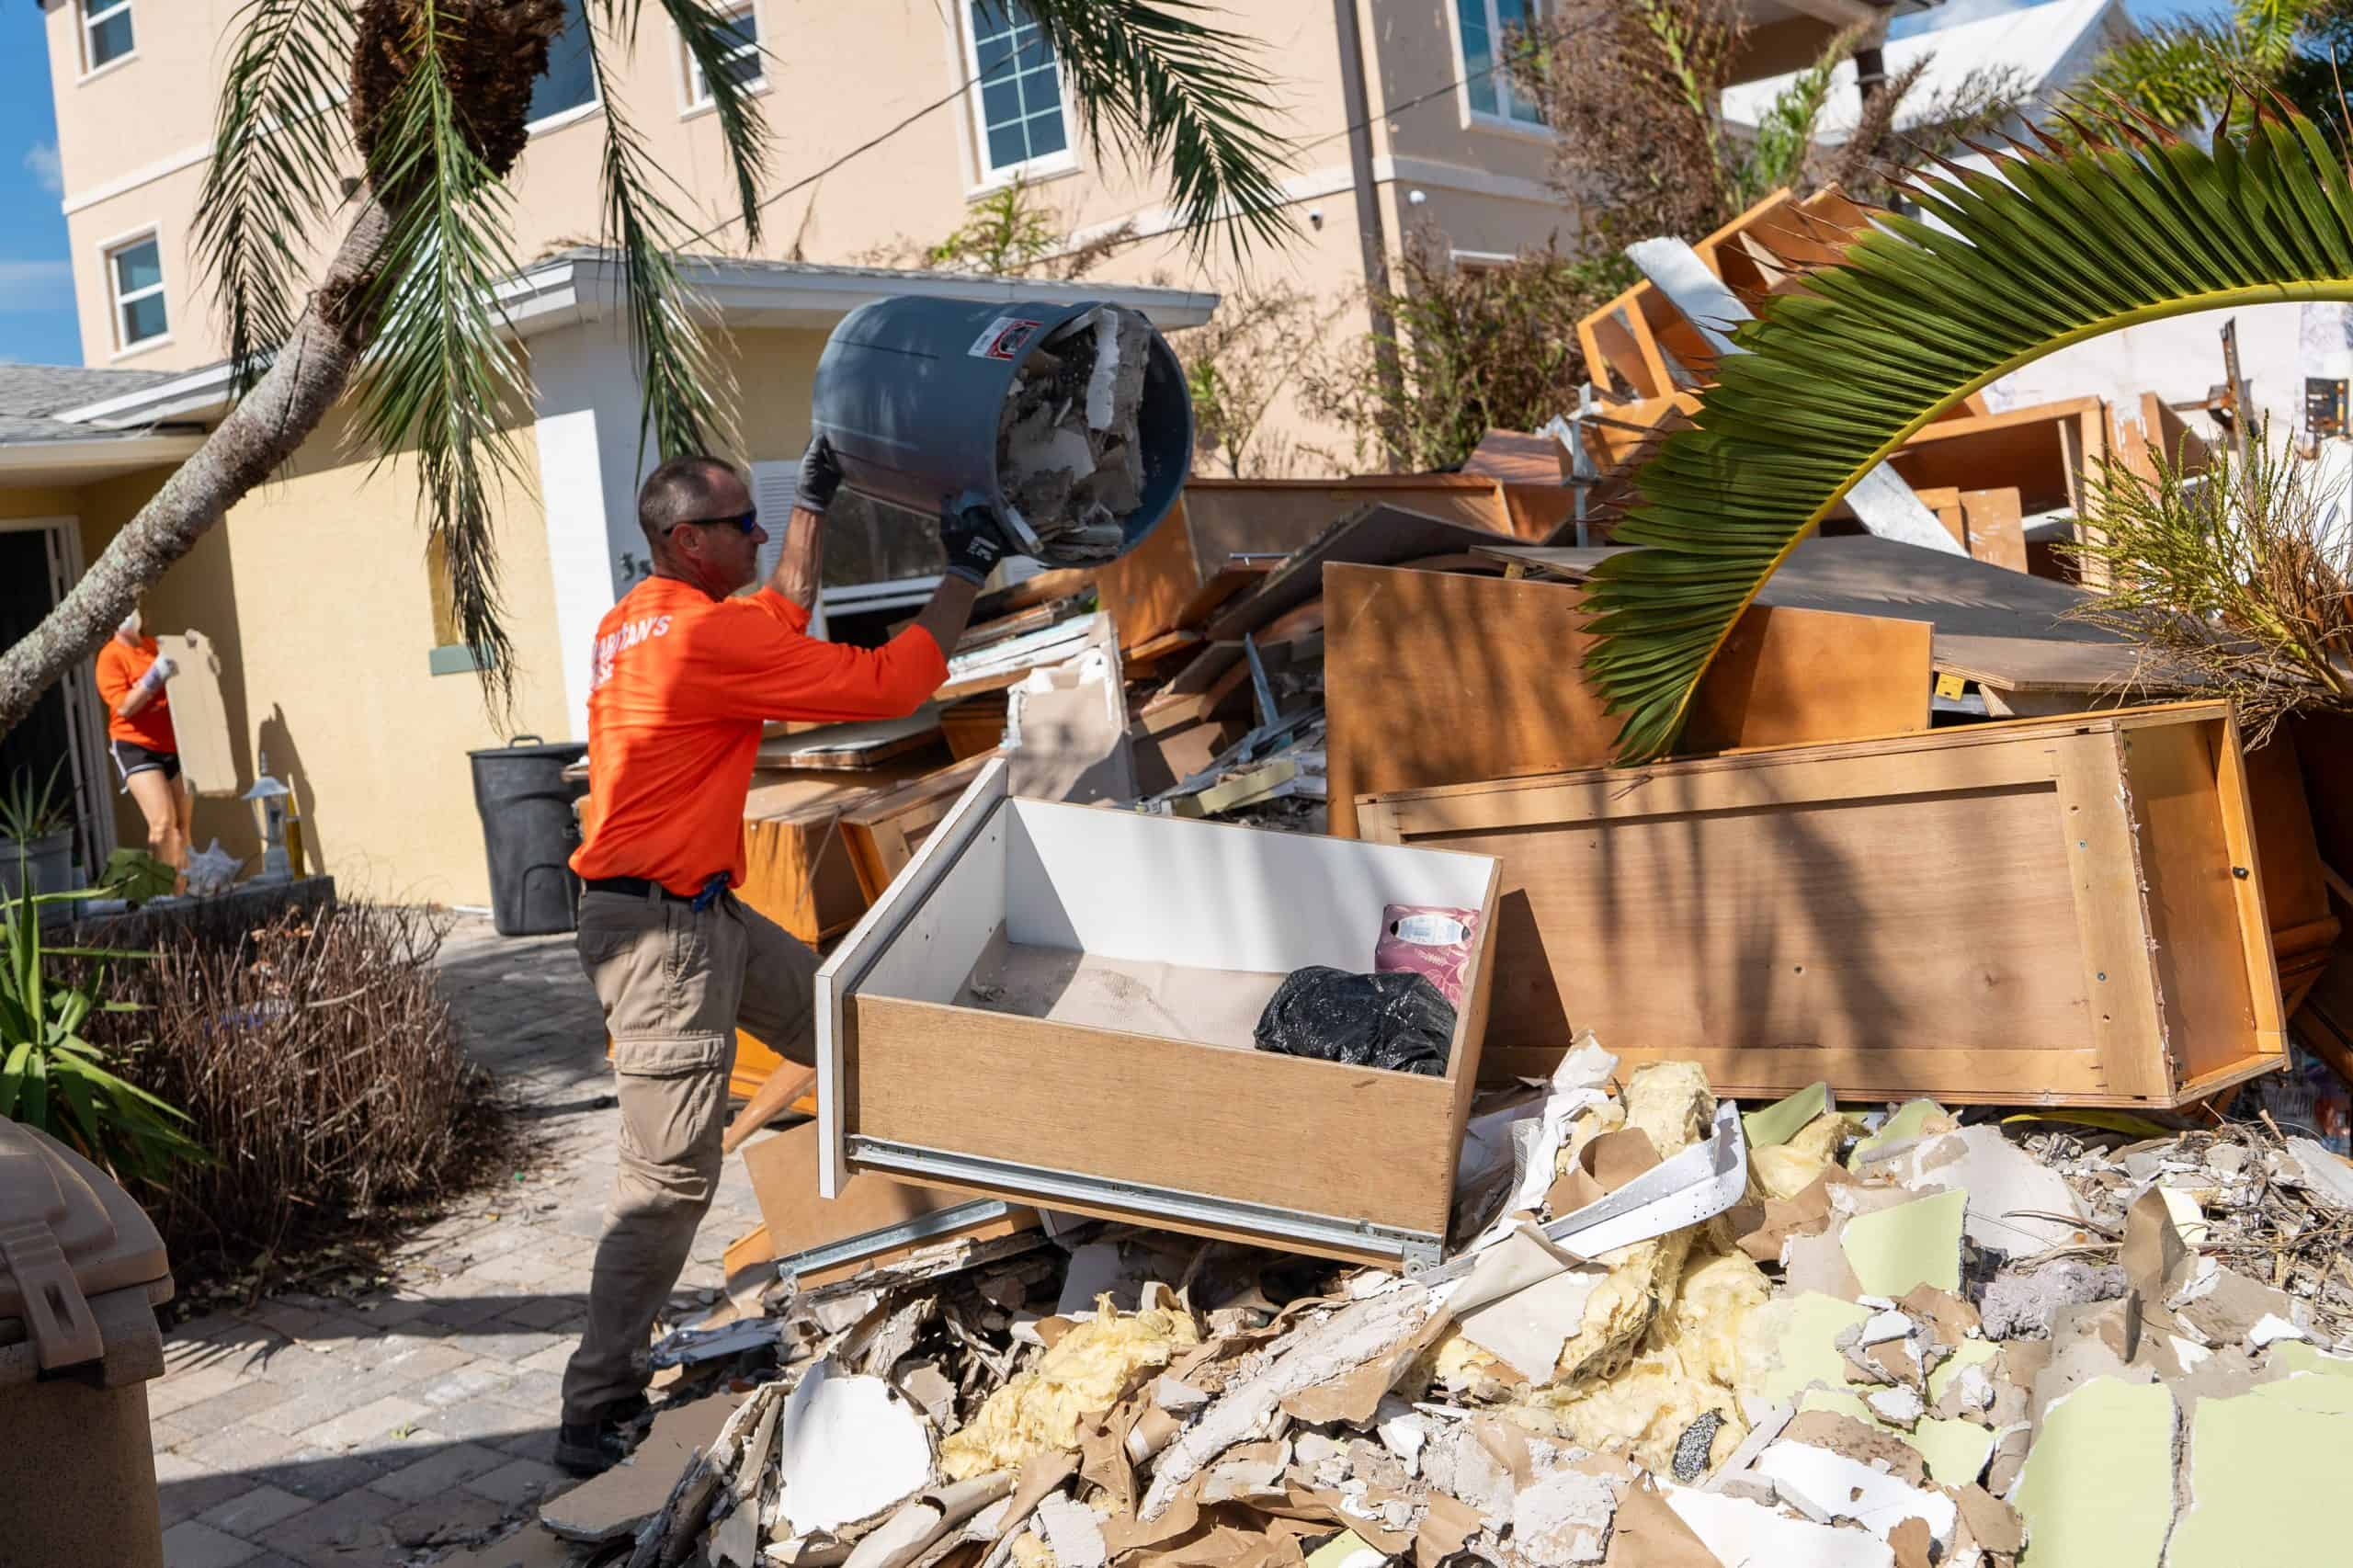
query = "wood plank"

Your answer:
(1960, 487), (2028, 572)
(1462, 429), (1570, 485)
(841, 754), (999, 903)
(755, 711), (946, 772)
(1358, 704), (2269, 1104)
(849, 994), (1464, 1237)
(1203, 506), (1518, 646)
(1322, 566), (1929, 836)
(163, 630), (239, 797)
(1681, 605), (1929, 752)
